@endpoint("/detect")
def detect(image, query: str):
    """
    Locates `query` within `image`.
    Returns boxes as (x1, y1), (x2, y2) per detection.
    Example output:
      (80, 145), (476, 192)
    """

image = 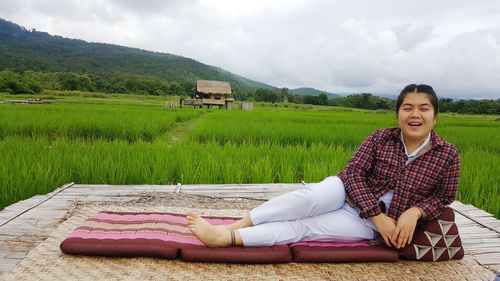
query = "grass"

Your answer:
(188, 109), (394, 147)
(0, 91), (498, 219)
(0, 103), (203, 142)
